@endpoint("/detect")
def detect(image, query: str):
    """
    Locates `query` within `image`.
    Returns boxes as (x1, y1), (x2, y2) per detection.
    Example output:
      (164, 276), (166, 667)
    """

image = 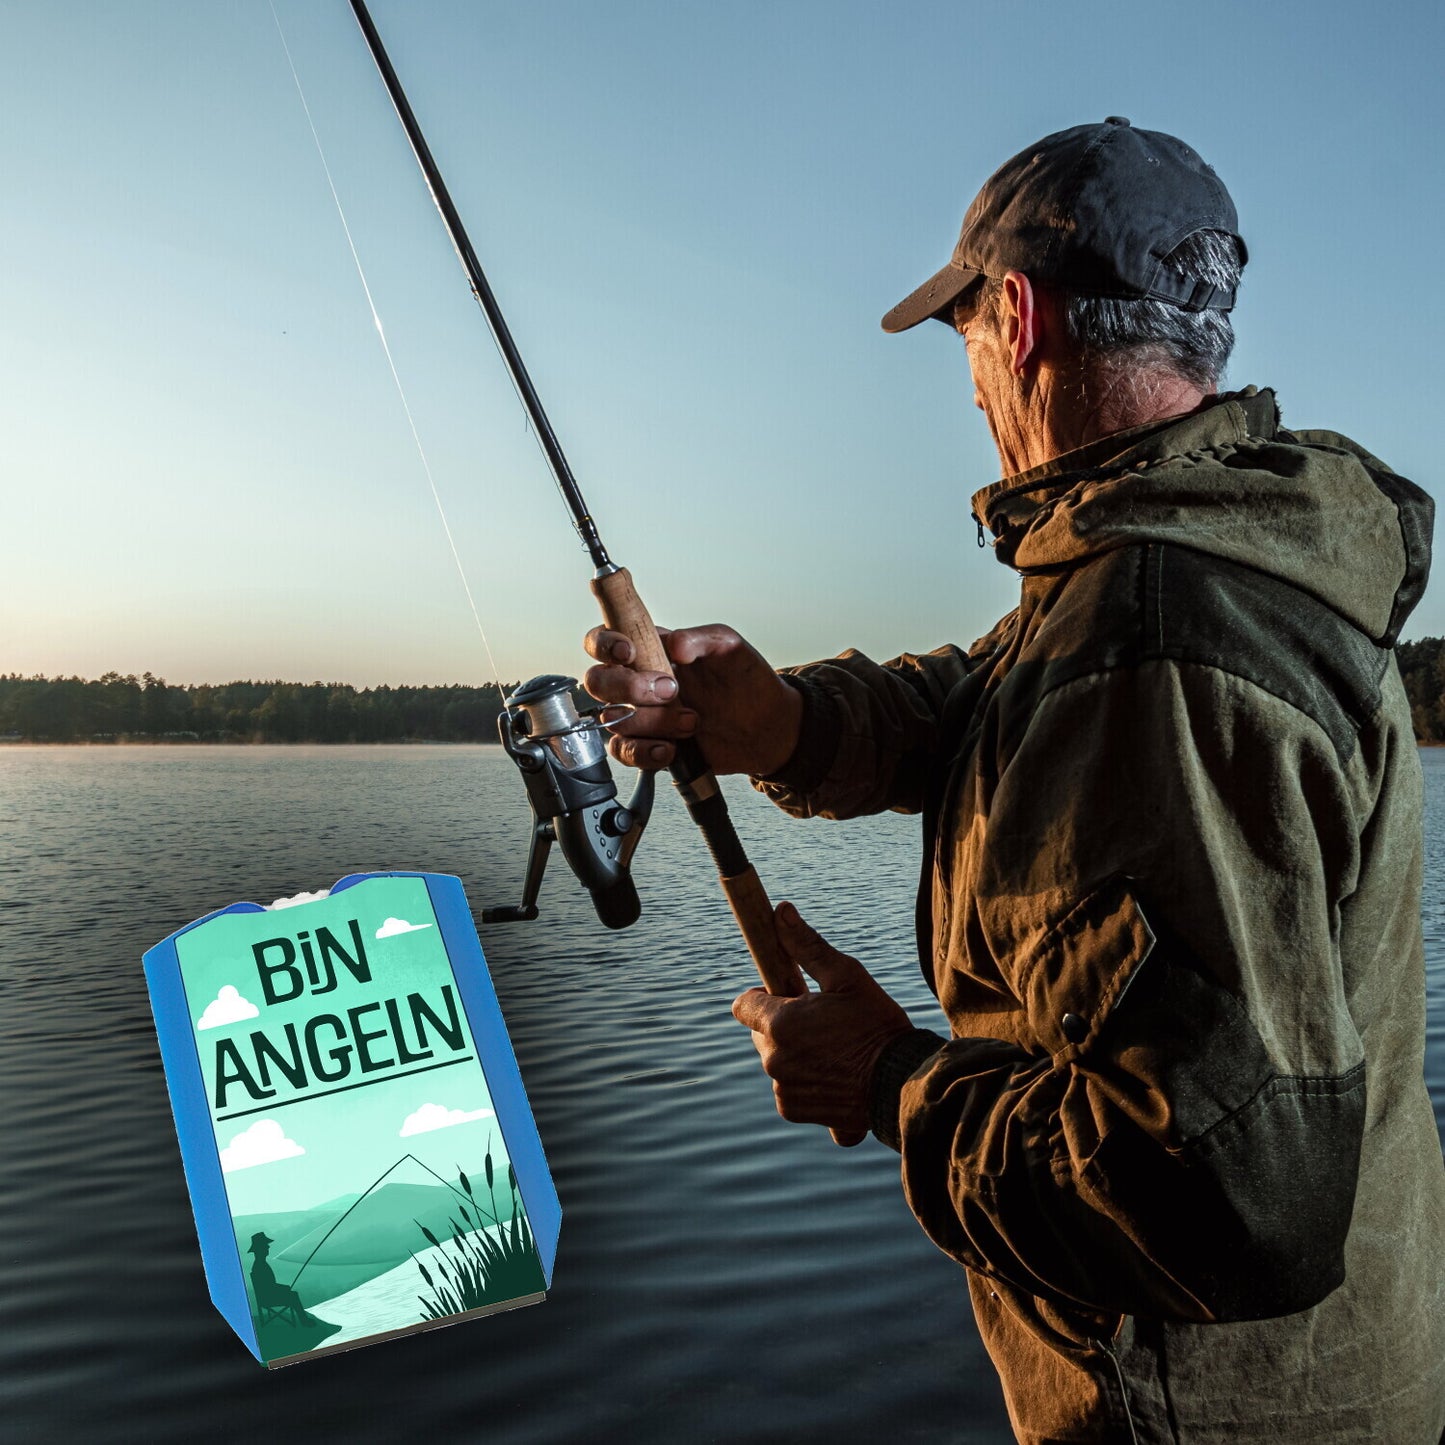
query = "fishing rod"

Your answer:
(347, 1), (810, 1010)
